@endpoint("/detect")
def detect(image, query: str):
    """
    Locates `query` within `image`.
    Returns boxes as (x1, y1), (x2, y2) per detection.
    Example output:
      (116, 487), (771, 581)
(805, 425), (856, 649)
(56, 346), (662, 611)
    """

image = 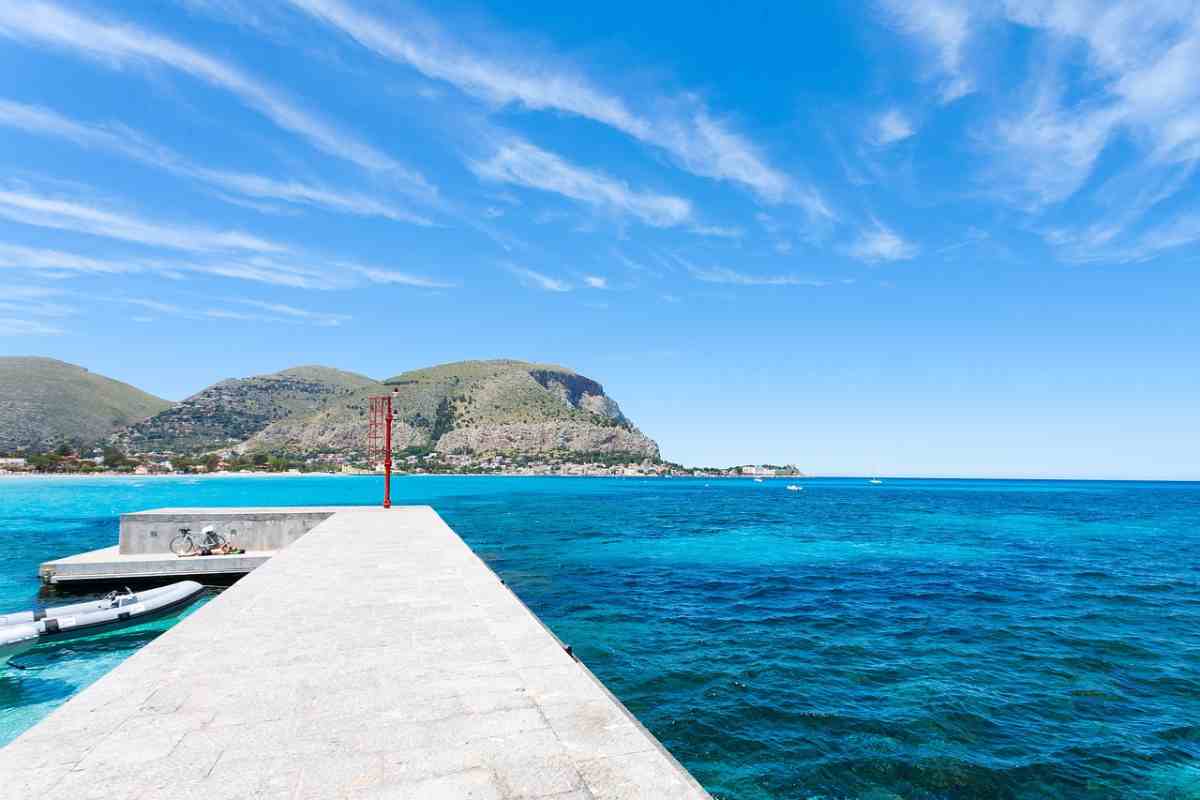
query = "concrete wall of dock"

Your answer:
(119, 509), (336, 554)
